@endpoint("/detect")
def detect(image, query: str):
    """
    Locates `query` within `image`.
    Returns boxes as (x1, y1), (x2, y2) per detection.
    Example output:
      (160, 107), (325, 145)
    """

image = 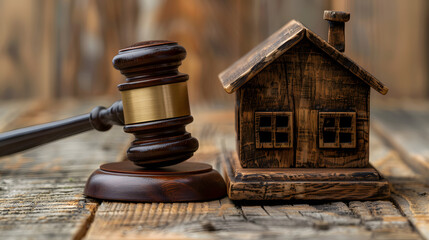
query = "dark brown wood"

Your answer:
(237, 39), (370, 168)
(323, 10), (350, 52)
(318, 112), (356, 149)
(113, 41), (198, 168)
(0, 100), (124, 156)
(84, 161), (226, 202)
(113, 40), (186, 84)
(227, 152), (380, 181)
(223, 151), (390, 201)
(124, 116), (199, 167)
(218, 20), (388, 95)
(254, 112), (293, 149)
